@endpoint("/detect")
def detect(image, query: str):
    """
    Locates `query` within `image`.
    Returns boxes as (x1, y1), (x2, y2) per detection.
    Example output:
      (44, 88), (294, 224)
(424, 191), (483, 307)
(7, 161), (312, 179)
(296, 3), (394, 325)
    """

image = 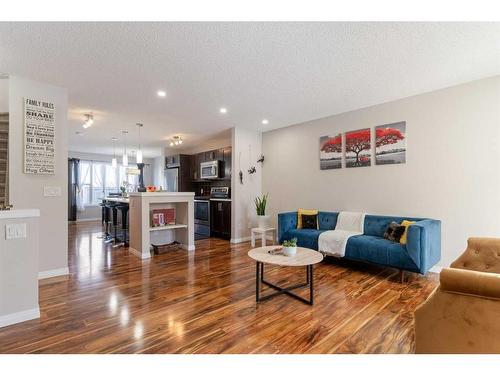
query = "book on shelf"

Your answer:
(151, 208), (176, 227)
